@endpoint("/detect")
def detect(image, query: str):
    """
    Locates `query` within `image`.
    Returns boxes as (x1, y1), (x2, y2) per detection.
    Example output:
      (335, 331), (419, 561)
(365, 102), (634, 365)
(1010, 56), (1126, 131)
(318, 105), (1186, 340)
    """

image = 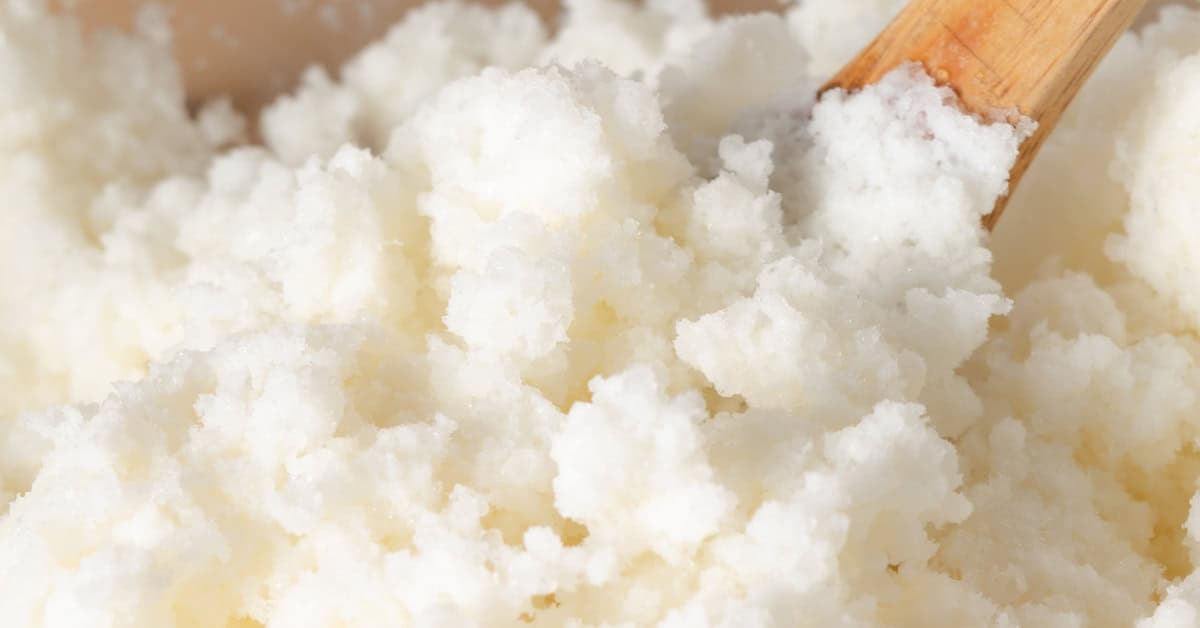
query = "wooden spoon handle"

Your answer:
(823, 0), (1145, 228)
